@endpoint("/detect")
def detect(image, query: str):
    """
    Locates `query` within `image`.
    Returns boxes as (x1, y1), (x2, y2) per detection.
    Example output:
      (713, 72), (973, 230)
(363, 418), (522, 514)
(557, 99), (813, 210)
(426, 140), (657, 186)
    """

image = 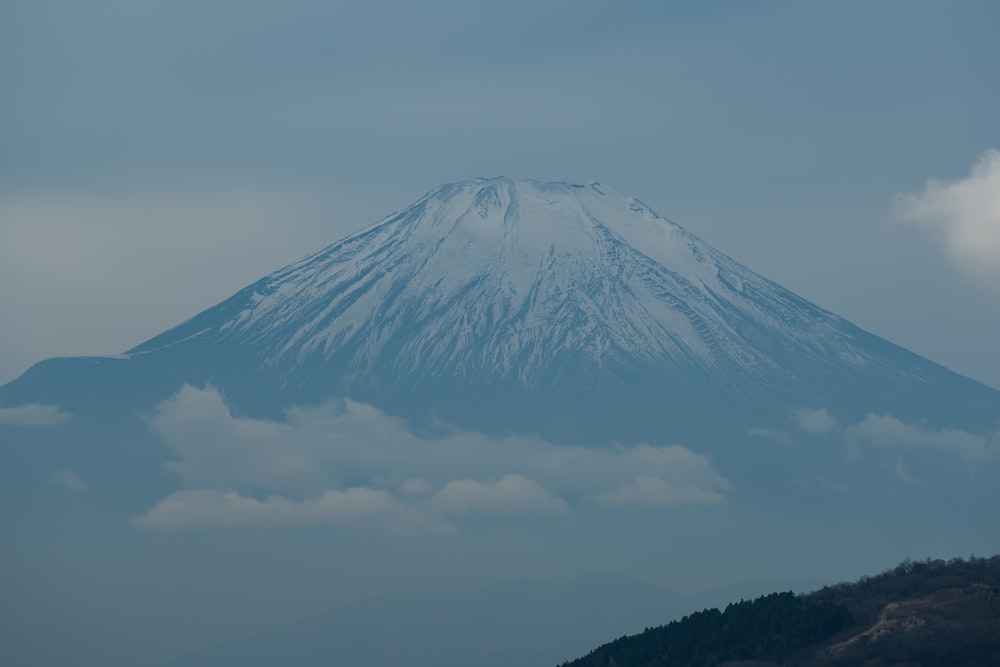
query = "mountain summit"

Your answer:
(134, 178), (855, 394)
(2, 177), (998, 441)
